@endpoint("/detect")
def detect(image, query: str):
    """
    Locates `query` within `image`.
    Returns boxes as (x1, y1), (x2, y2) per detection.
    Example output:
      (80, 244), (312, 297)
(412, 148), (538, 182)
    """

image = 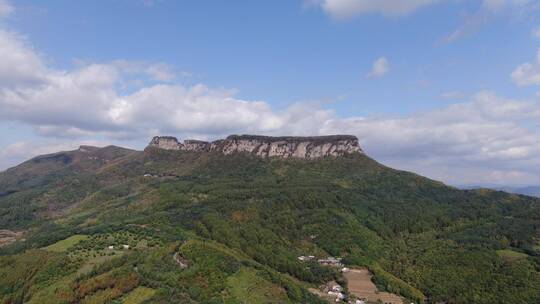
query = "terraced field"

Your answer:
(344, 268), (403, 304)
